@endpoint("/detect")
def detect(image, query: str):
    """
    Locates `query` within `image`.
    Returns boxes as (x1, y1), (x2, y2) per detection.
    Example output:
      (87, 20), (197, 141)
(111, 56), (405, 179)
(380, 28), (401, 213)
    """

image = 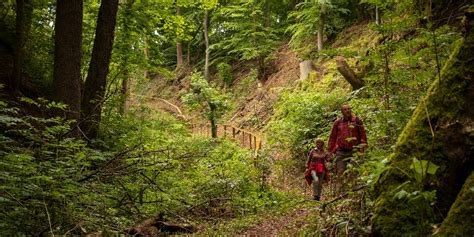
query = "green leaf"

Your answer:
(393, 189), (409, 199)
(410, 158), (439, 182)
